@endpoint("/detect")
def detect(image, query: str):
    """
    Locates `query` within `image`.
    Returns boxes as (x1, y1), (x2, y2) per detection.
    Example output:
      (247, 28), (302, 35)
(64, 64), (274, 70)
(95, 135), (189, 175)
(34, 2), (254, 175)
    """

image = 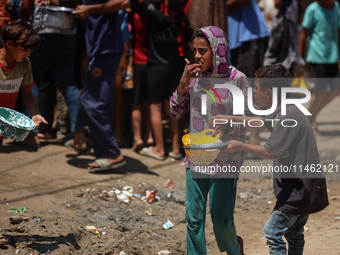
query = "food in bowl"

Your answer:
(182, 129), (223, 165)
